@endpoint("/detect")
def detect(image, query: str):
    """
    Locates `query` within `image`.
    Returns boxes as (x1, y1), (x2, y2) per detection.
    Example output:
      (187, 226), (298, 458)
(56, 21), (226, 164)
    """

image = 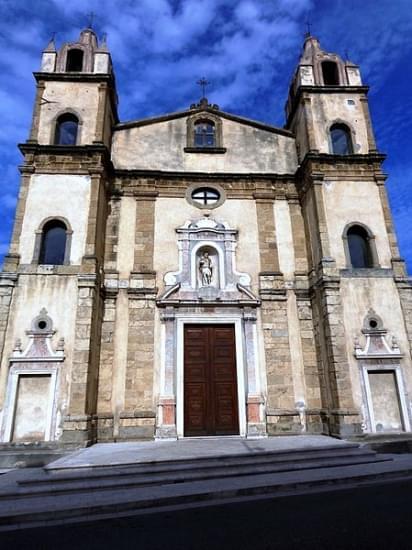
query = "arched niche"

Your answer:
(196, 245), (220, 289)
(191, 242), (224, 290)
